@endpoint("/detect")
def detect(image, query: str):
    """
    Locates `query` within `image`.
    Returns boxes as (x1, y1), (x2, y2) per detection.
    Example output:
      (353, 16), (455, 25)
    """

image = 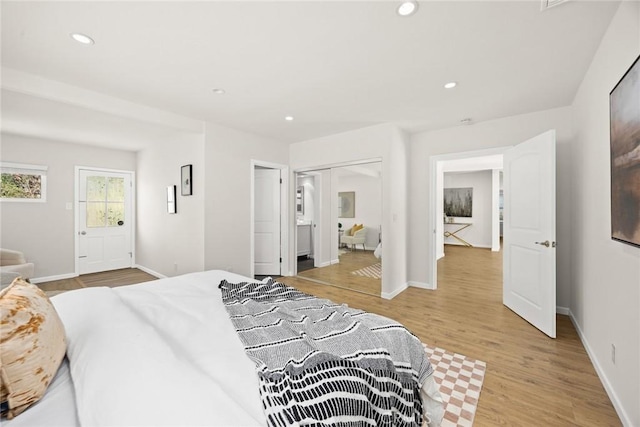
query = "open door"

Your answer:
(503, 130), (556, 338)
(254, 168), (281, 276)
